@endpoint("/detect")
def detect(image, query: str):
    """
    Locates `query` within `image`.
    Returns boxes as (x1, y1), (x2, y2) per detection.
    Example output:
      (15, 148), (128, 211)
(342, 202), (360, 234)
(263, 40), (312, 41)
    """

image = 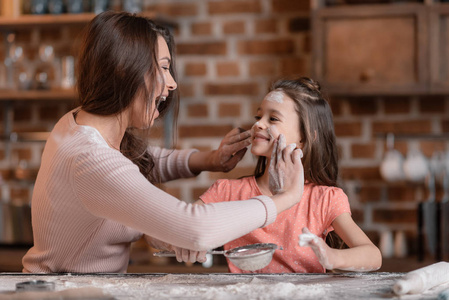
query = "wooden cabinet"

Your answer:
(429, 4), (449, 93)
(312, 2), (449, 95)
